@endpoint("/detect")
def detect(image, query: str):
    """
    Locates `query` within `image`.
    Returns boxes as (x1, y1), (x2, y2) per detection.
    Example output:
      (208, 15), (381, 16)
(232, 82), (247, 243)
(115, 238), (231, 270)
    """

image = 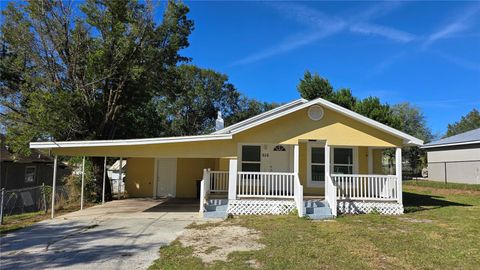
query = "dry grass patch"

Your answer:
(177, 224), (264, 264)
